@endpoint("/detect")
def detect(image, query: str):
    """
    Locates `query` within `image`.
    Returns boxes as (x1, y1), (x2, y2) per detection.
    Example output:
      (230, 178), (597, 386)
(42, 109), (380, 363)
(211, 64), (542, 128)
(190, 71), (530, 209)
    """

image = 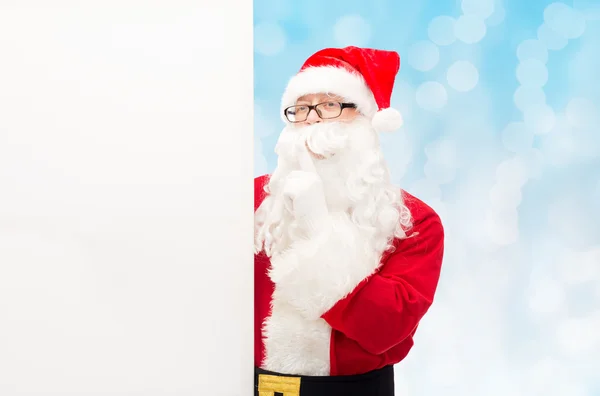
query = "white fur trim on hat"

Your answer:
(371, 107), (404, 132)
(280, 66), (378, 123)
